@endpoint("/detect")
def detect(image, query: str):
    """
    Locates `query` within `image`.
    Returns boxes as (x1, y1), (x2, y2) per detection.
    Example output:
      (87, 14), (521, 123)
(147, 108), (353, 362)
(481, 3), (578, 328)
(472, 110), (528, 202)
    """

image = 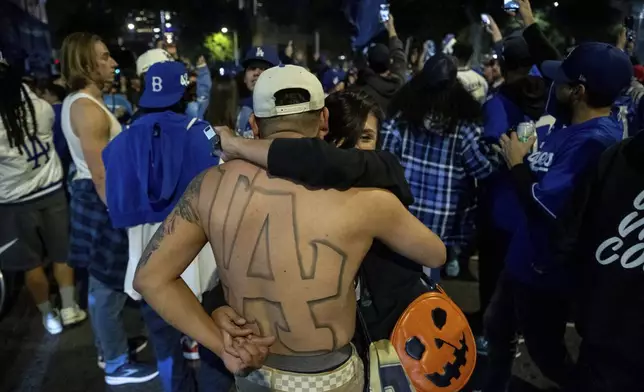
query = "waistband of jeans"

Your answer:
(263, 343), (353, 374)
